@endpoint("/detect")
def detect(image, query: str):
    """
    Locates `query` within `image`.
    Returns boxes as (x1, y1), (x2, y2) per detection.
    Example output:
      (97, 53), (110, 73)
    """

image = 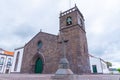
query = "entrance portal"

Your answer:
(35, 58), (43, 73)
